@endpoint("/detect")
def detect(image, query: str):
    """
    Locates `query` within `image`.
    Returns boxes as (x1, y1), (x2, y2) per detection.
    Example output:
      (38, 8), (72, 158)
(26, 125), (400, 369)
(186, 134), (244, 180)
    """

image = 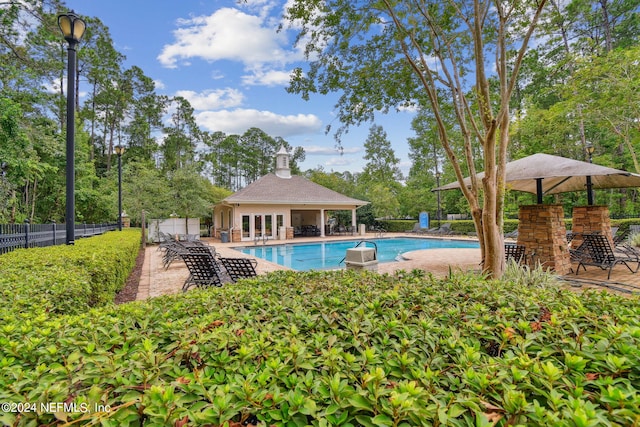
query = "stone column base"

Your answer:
(517, 205), (571, 275)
